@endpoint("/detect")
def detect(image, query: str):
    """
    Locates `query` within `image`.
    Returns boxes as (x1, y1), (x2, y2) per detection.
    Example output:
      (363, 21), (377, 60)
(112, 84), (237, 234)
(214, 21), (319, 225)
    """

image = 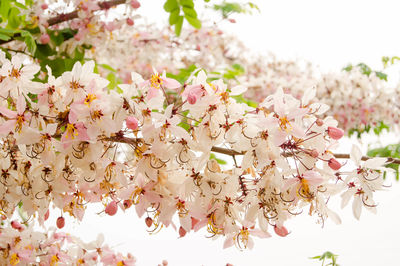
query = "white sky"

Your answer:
(52, 1), (400, 265)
